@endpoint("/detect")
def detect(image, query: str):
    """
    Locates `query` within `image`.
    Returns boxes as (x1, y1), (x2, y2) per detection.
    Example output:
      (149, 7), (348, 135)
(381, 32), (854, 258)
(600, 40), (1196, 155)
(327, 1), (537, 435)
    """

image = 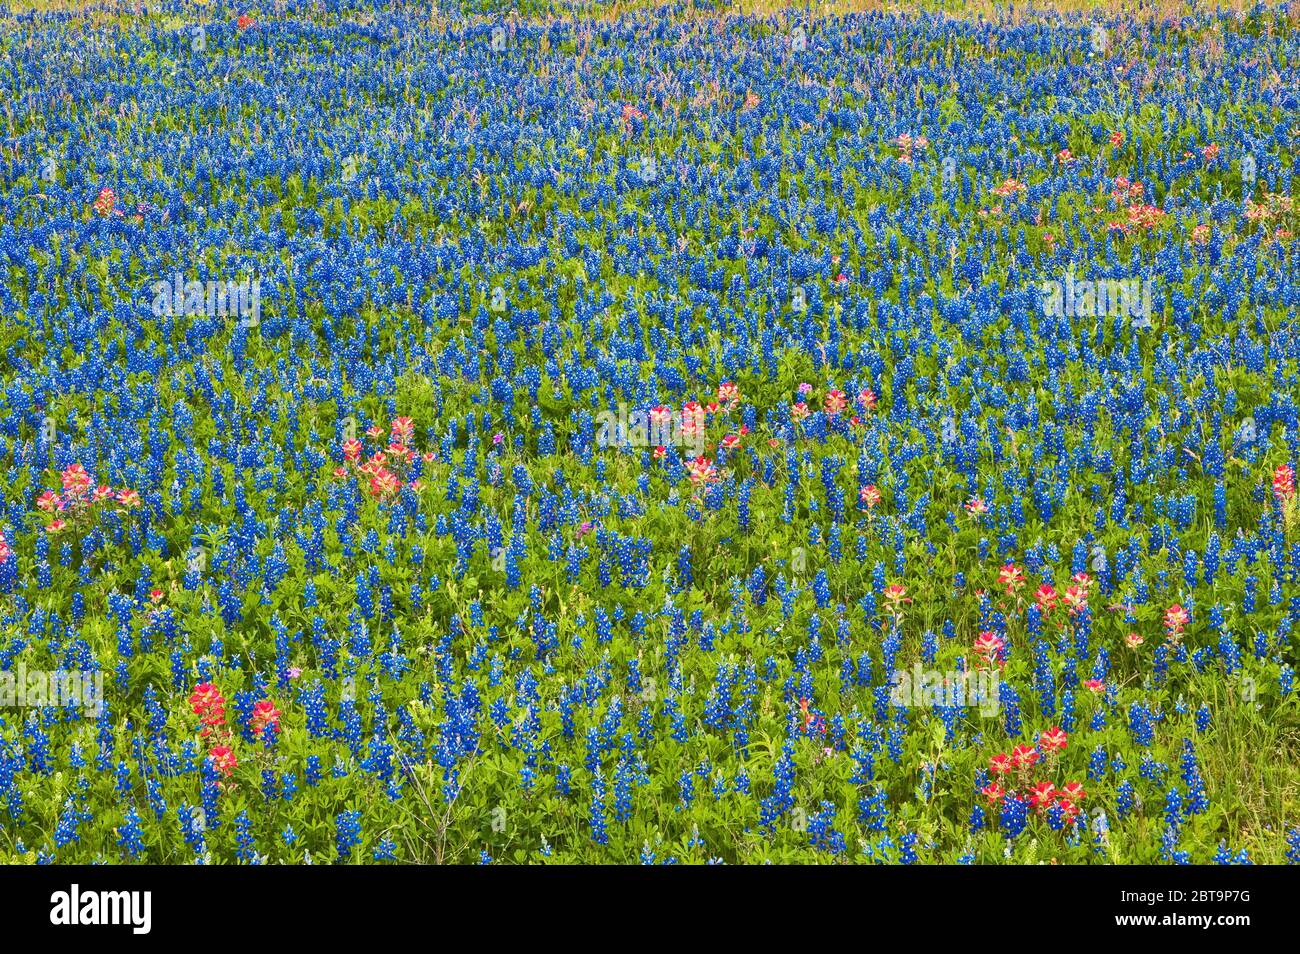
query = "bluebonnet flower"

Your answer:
(234, 810), (259, 864)
(335, 811), (362, 860)
(116, 806), (145, 858)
